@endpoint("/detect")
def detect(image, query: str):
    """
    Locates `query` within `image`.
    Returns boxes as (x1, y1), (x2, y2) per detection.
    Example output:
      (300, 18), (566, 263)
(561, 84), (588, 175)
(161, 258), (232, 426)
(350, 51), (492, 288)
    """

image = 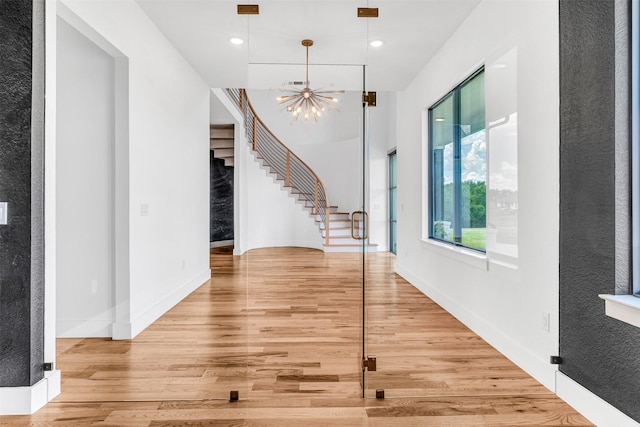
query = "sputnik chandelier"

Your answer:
(276, 39), (344, 122)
